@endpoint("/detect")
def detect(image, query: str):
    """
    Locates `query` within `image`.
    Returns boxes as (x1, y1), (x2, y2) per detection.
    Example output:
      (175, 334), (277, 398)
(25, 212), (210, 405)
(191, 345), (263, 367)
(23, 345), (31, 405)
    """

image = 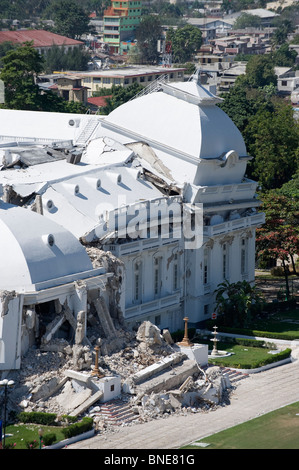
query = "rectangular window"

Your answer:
(222, 243), (228, 280)
(134, 261), (142, 302)
(135, 273), (140, 300)
(154, 257), (161, 296)
(103, 77), (111, 84)
(203, 249), (209, 285)
(241, 238), (247, 275)
(173, 254), (178, 291)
